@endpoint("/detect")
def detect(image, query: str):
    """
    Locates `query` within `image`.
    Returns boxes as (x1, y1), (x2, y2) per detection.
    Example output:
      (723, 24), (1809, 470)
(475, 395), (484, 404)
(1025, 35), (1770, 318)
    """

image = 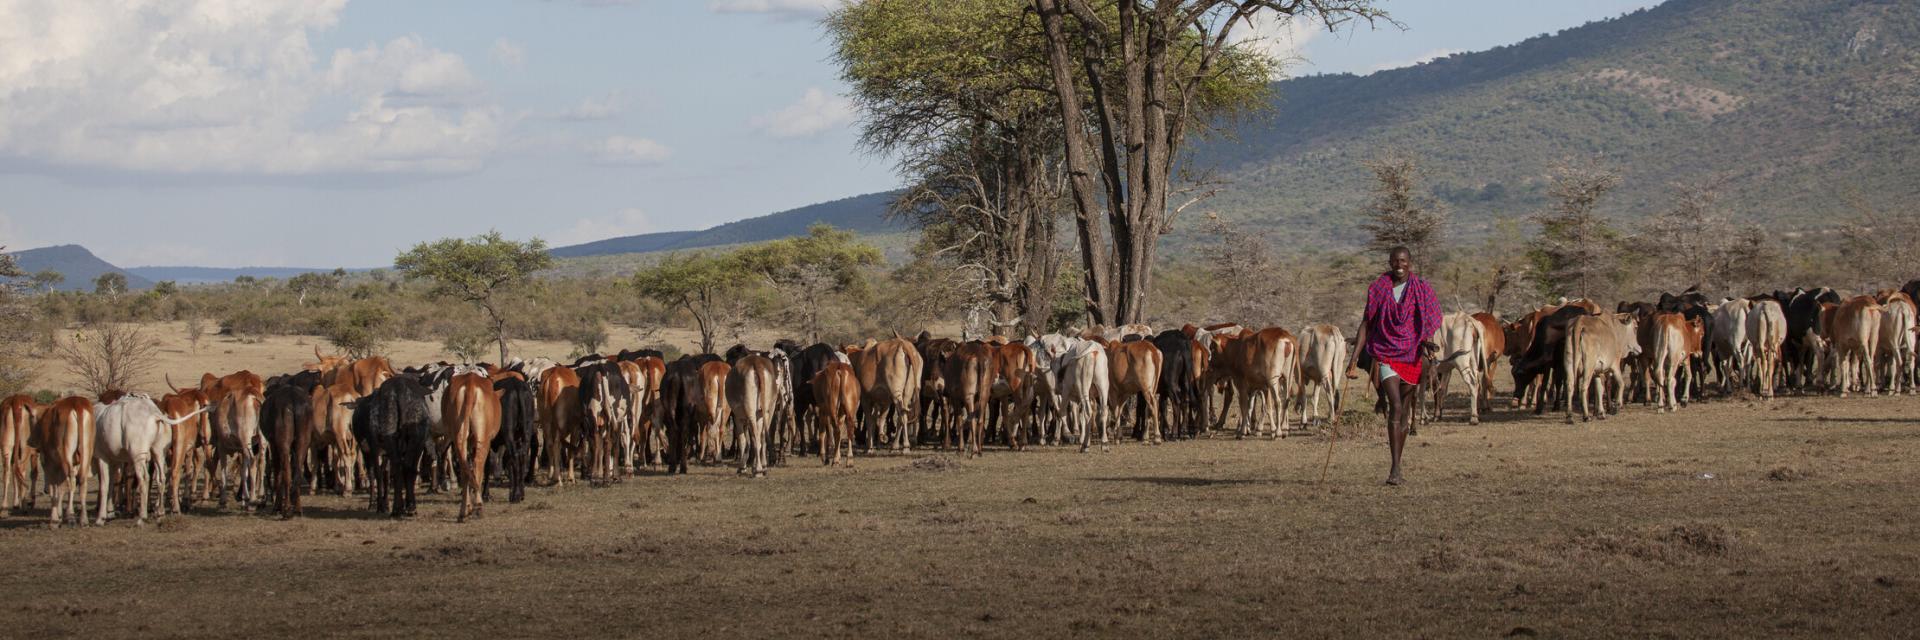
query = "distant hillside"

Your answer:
(1183, 0), (1920, 248)
(5, 245), (152, 292)
(126, 266), (343, 285)
(552, 191), (905, 258)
